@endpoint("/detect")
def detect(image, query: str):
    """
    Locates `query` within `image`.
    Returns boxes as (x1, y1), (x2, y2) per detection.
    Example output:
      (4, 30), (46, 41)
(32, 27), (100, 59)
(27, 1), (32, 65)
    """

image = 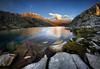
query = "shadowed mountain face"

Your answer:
(0, 11), (71, 31)
(0, 11), (52, 30)
(69, 3), (100, 30)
